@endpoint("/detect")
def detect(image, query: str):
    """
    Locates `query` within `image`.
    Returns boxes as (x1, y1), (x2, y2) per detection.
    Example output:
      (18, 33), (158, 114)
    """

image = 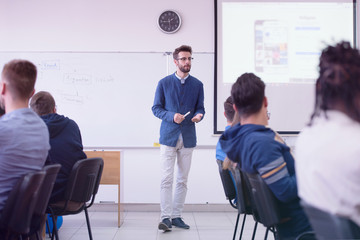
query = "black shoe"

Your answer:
(158, 218), (172, 232)
(172, 217), (190, 229)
